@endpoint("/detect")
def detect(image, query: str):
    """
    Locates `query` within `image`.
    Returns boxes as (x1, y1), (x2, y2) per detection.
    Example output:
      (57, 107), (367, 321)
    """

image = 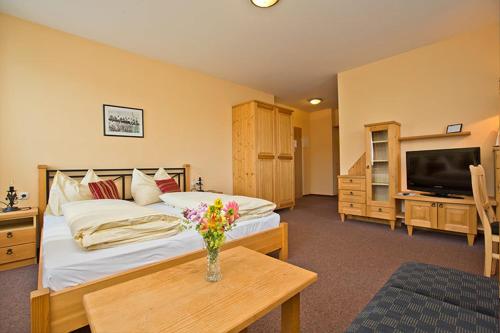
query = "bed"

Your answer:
(31, 165), (288, 333)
